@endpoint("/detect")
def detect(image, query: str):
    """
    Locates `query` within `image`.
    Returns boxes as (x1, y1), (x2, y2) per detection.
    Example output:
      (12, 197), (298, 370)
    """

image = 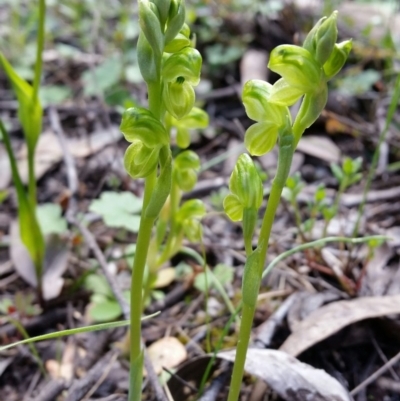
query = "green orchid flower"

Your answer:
(162, 47), (202, 119)
(120, 107), (169, 178)
(242, 80), (291, 156)
(166, 107), (209, 148)
(173, 150), (201, 191)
